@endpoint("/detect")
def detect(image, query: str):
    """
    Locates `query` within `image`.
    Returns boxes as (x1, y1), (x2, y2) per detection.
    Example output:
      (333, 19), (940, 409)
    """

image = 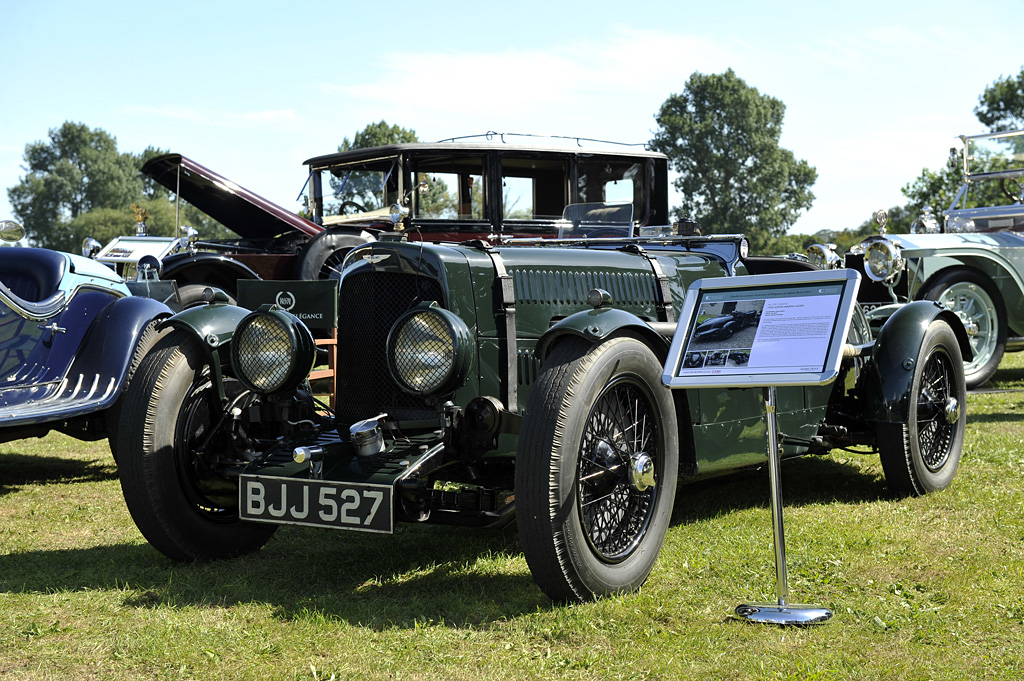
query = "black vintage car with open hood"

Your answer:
(114, 205), (970, 602)
(89, 142), (670, 303)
